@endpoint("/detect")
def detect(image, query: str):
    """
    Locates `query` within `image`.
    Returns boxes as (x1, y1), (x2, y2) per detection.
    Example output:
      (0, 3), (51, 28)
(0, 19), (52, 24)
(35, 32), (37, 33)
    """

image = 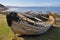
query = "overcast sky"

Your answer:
(0, 0), (60, 7)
